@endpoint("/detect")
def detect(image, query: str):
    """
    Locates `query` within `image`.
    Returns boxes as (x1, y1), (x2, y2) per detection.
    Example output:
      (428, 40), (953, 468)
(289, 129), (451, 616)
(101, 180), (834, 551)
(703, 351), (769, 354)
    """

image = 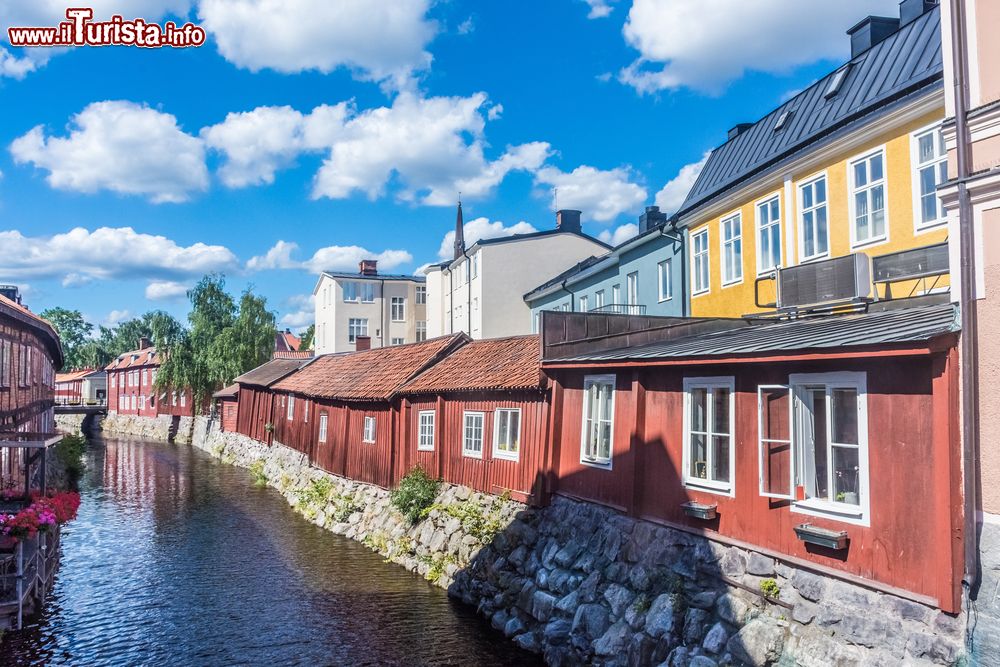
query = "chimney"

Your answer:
(355, 335), (371, 351)
(899, 0), (937, 27)
(556, 209), (582, 234)
(453, 199), (466, 260)
(639, 206), (668, 233)
(727, 123), (752, 141)
(0, 285), (21, 305)
(847, 15), (900, 58)
(359, 259), (378, 276)
(138, 336), (152, 350)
